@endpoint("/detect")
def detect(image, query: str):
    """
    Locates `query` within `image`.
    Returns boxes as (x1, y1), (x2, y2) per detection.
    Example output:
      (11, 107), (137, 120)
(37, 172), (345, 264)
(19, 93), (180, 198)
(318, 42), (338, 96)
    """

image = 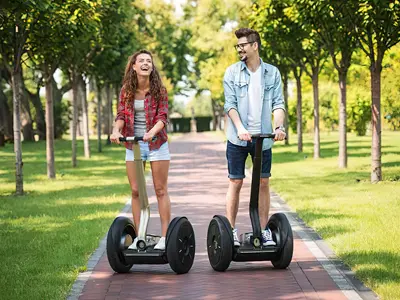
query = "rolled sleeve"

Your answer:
(115, 88), (126, 122)
(272, 68), (286, 112)
(154, 89), (169, 125)
(223, 67), (238, 114)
